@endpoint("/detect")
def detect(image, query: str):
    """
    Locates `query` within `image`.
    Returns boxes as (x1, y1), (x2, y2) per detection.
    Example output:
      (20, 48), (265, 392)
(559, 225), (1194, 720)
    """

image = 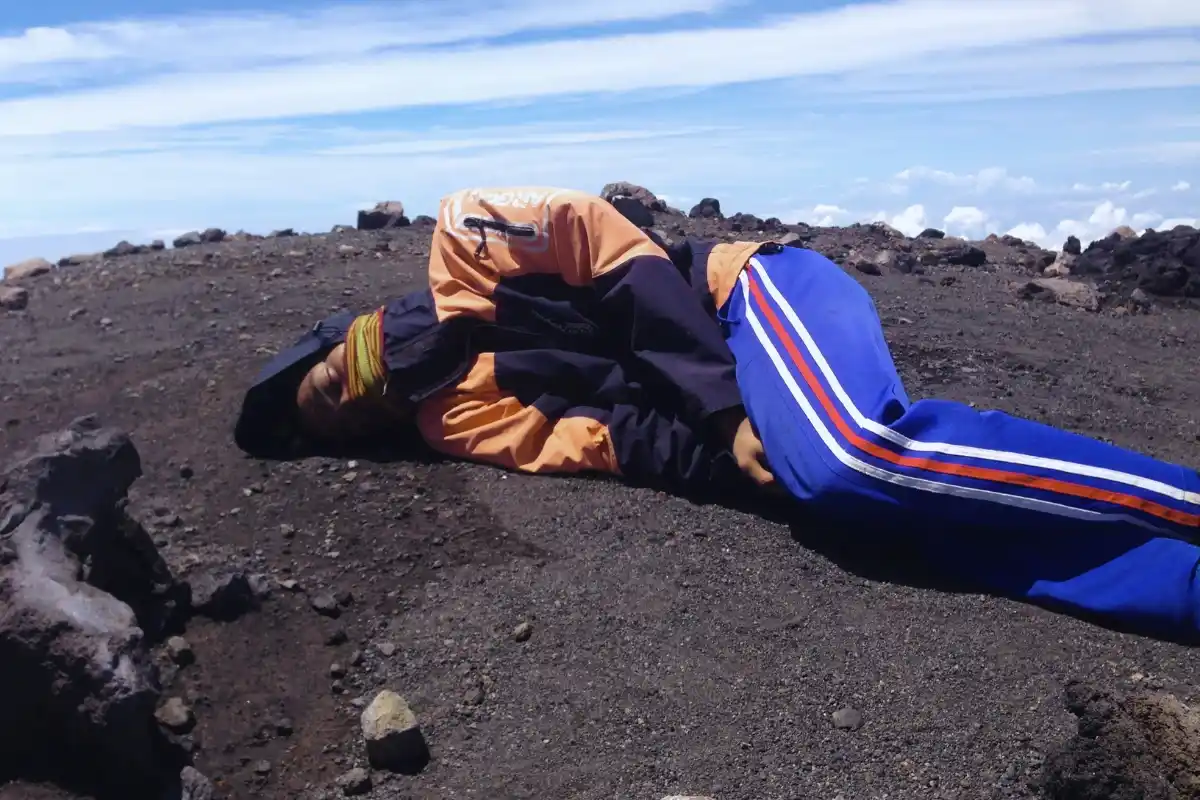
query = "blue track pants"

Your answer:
(720, 245), (1200, 640)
